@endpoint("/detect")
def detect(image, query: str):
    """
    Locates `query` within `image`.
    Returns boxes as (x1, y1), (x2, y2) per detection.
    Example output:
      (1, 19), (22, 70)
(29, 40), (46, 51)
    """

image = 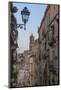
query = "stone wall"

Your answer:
(38, 4), (59, 85)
